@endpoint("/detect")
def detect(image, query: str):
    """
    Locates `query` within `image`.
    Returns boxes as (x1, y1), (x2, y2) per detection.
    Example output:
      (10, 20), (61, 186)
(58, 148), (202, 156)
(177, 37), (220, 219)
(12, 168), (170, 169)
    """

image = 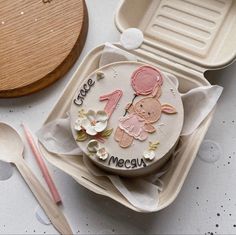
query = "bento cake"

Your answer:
(70, 62), (184, 176)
